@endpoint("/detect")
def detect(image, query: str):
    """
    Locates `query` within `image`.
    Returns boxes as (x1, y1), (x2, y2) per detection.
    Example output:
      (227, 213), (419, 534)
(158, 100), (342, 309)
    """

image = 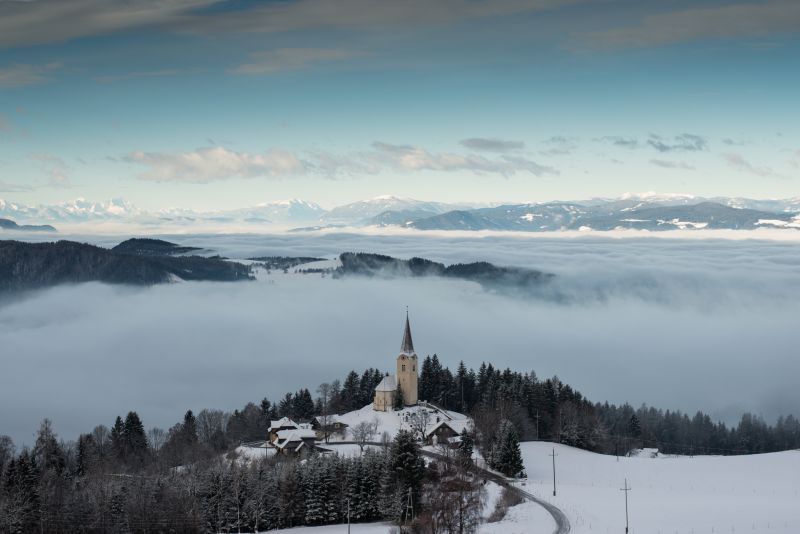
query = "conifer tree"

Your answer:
(123, 412), (148, 465)
(393, 383), (404, 411)
(495, 421), (524, 478)
(111, 416), (125, 460)
(389, 430), (425, 522)
(457, 428), (474, 467)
